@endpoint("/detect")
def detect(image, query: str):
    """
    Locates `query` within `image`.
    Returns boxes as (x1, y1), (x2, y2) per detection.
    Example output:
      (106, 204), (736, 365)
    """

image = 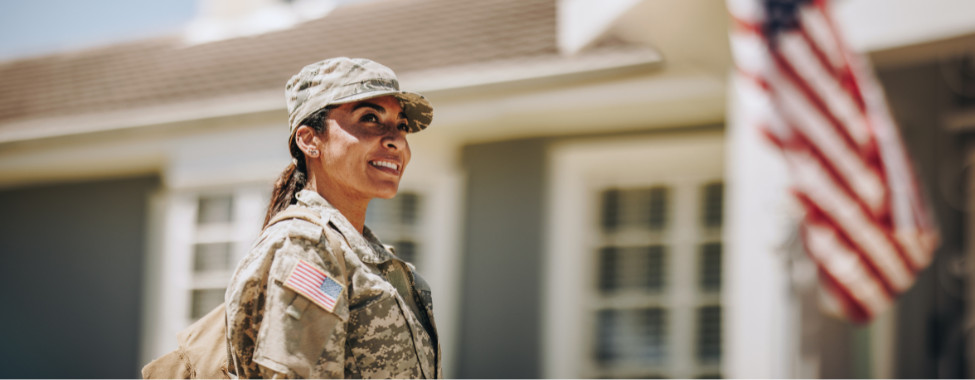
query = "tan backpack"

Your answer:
(142, 207), (348, 379)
